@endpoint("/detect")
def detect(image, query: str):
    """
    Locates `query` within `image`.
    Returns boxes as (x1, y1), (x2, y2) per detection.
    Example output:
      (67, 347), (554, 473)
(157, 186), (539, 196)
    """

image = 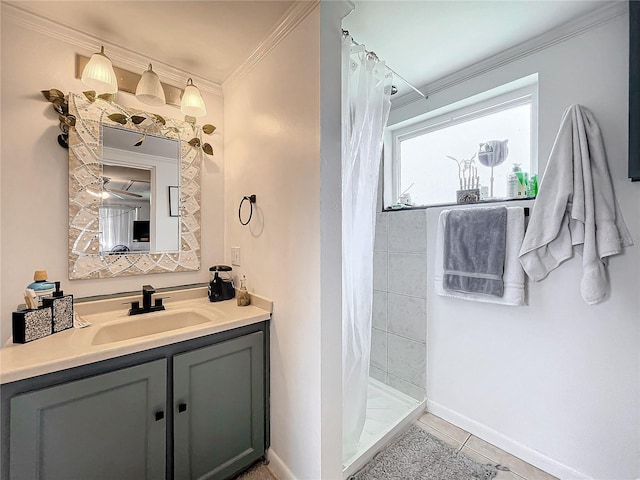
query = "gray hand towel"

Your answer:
(443, 206), (508, 297)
